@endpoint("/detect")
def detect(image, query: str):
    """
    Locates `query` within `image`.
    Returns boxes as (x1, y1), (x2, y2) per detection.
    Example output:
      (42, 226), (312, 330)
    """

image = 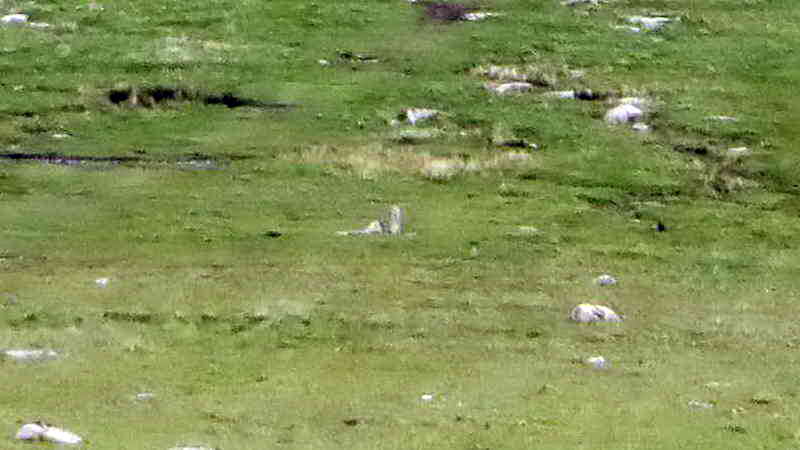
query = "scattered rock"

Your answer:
(478, 65), (531, 82)
(337, 205), (406, 236)
(395, 128), (443, 143)
(318, 59), (331, 66)
(727, 147), (751, 157)
(631, 122), (651, 132)
(135, 392), (156, 401)
(96, 277), (110, 287)
(401, 108), (439, 126)
(626, 16), (675, 31)
(16, 423), (82, 445)
(52, 133), (71, 139)
(544, 89), (603, 100)
(706, 115), (738, 122)
(1, 14), (28, 24)
(484, 82), (533, 95)
(337, 50), (379, 63)
(462, 12), (500, 21)
(28, 22), (51, 28)
(421, 393), (434, 402)
(2, 349), (59, 362)
(688, 400), (714, 410)
(605, 104), (643, 124)
(585, 356), (608, 369)
(570, 303), (622, 323)
(595, 274), (617, 286)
